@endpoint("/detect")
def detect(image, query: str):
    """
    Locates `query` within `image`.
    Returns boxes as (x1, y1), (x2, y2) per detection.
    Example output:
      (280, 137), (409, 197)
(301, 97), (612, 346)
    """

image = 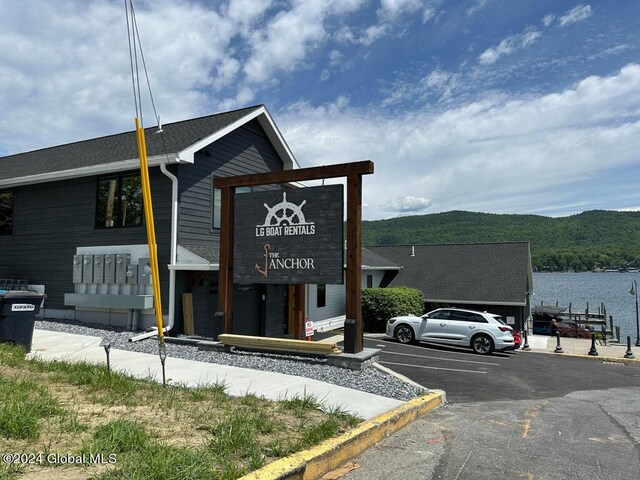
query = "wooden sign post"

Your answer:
(213, 160), (374, 353)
